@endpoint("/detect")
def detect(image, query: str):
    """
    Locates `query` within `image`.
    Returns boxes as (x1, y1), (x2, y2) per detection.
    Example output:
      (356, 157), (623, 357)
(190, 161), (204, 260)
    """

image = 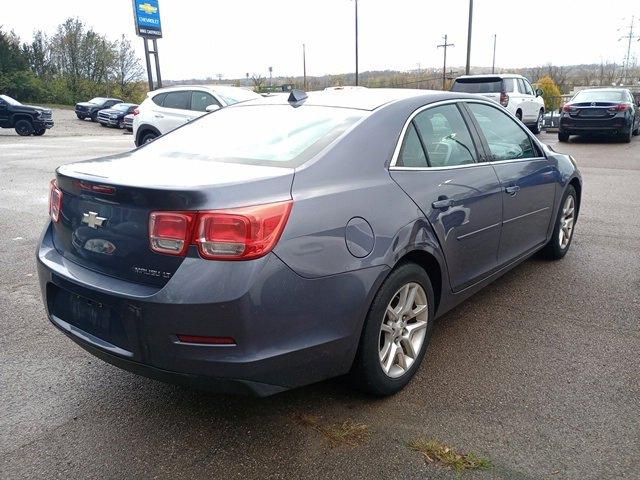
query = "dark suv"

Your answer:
(0, 95), (54, 136)
(75, 97), (122, 122)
